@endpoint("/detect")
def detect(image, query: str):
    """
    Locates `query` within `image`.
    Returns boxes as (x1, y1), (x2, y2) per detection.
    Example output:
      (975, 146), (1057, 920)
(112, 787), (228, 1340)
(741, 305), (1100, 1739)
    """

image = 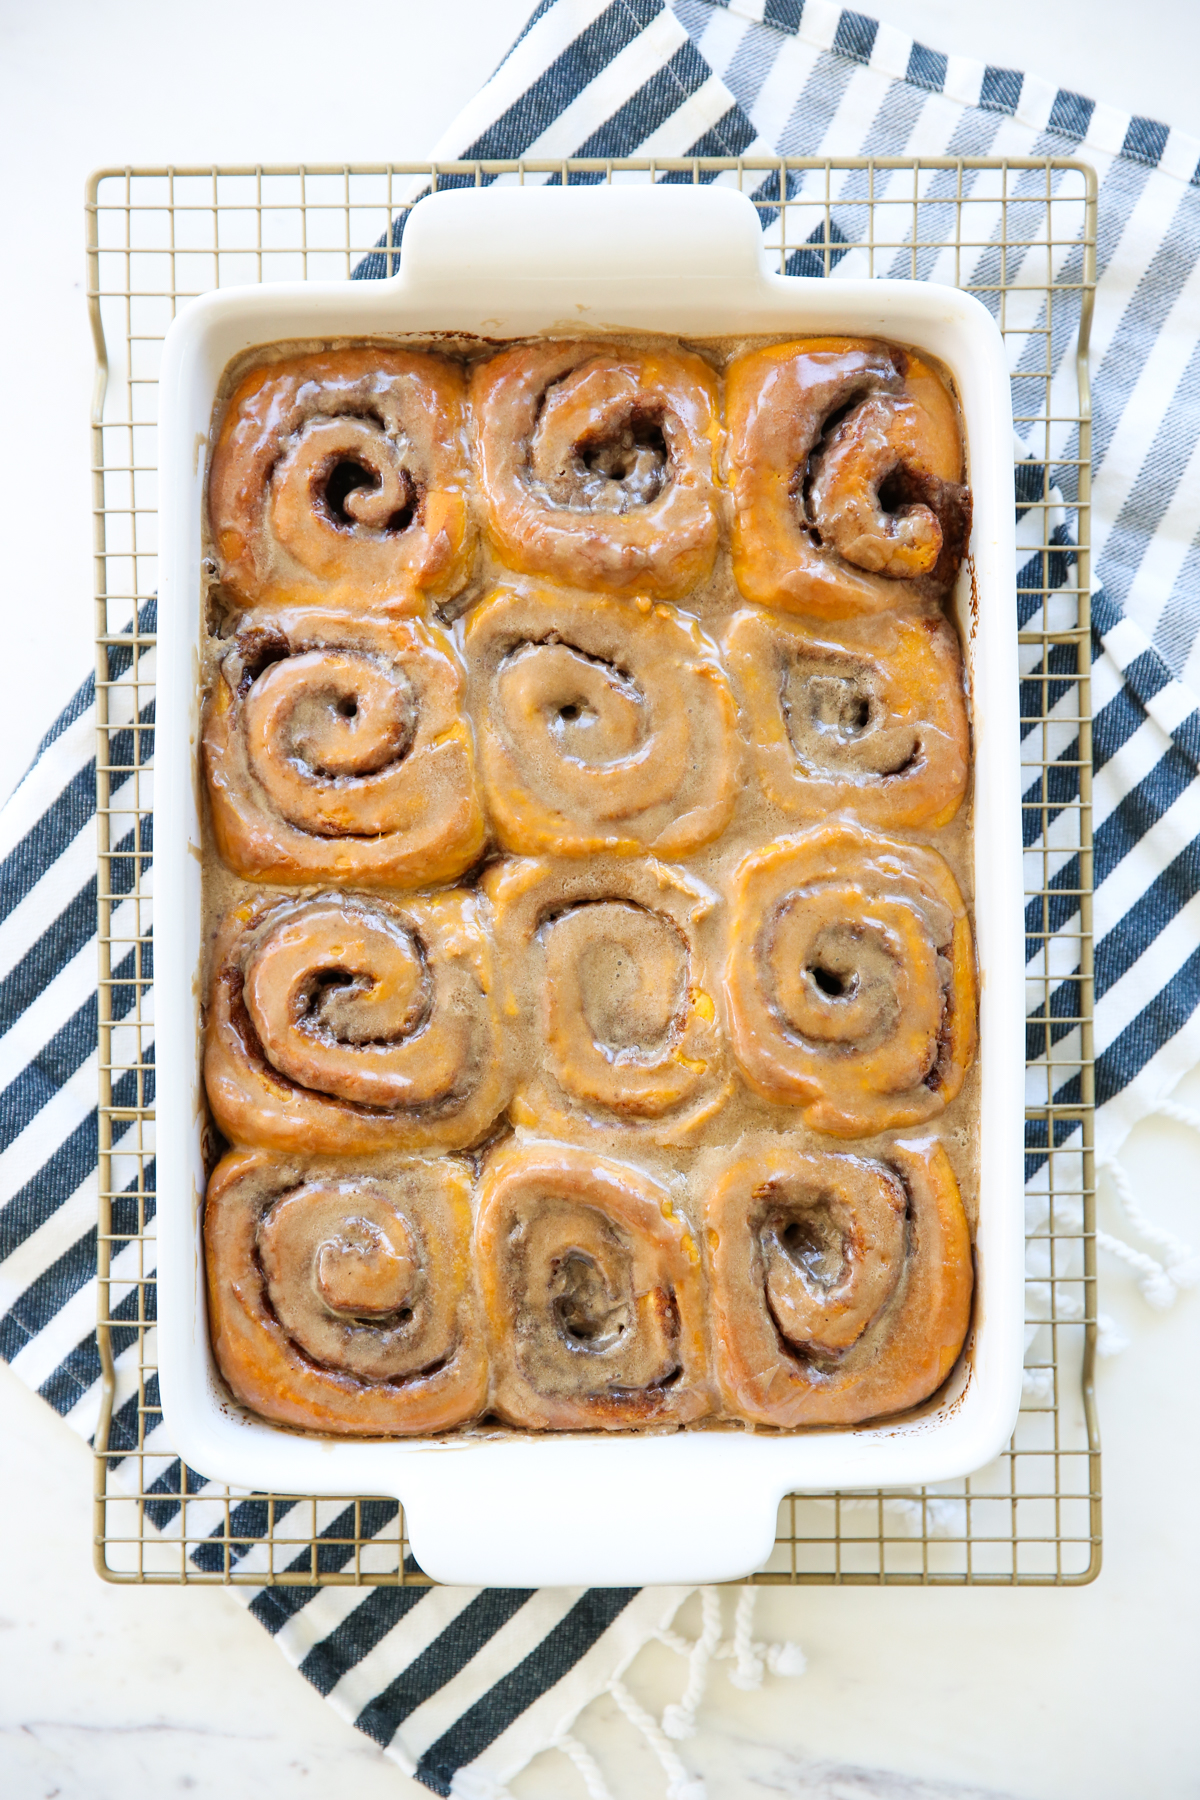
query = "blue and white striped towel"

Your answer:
(4, 2), (1200, 1794)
